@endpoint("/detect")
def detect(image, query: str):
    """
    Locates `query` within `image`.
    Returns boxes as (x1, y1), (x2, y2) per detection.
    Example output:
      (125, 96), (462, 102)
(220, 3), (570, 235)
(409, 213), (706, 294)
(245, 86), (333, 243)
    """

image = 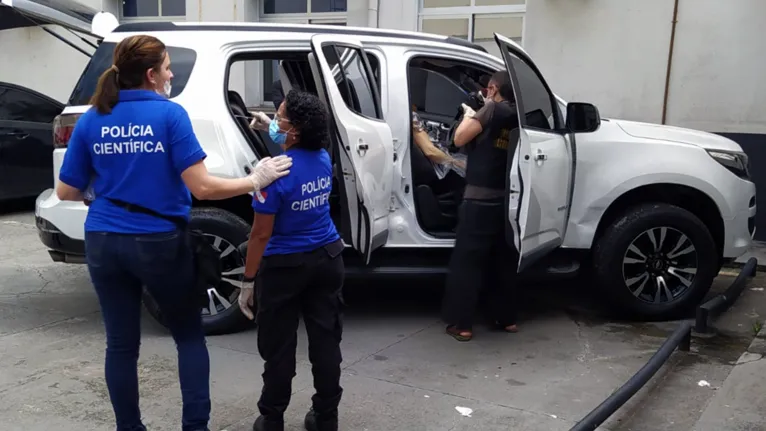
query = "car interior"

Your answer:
(226, 53), (346, 232)
(407, 57), (493, 236)
(224, 52), (494, 240)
